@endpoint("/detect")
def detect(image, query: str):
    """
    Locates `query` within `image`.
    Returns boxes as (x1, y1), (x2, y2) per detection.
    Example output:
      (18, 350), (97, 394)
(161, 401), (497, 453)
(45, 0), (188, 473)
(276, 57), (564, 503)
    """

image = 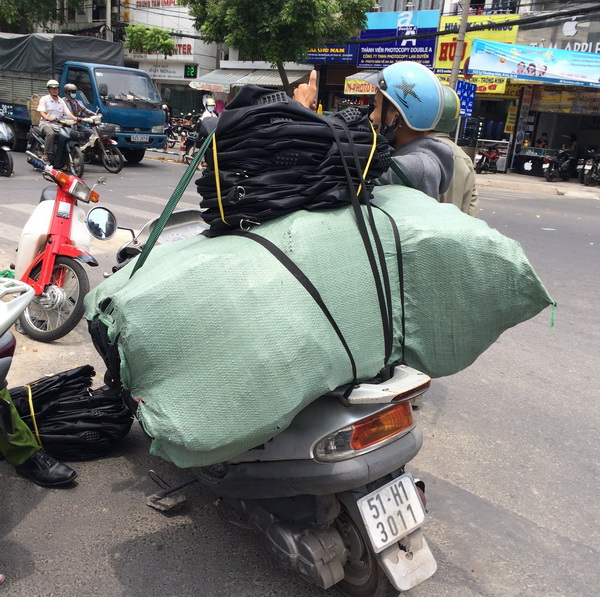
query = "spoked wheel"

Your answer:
(334, 510), (397, 597)
(475, 160), (484, 174)
(183, 143), (197, 164)
(544, 167), (556, 182)
(0, 149), (13, 177)
(167, 132), (177, 149)
(101, 146), (124, 174)
(69, 146), (85, 178)
(19, 256), (89, 342)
